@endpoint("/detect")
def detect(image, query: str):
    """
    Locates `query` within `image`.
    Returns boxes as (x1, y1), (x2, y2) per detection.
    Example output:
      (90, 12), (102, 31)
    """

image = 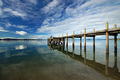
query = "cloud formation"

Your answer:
(41, 0), (59, 14)
(5, 23), (28, 29)
(38, 0), (120, 37)
(0, 0), (3, 6)
(0, 0), (120, 39)
(16, 31), (28, 35)
(0, 26), (8, 32)
(4, 8), (27, 18)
